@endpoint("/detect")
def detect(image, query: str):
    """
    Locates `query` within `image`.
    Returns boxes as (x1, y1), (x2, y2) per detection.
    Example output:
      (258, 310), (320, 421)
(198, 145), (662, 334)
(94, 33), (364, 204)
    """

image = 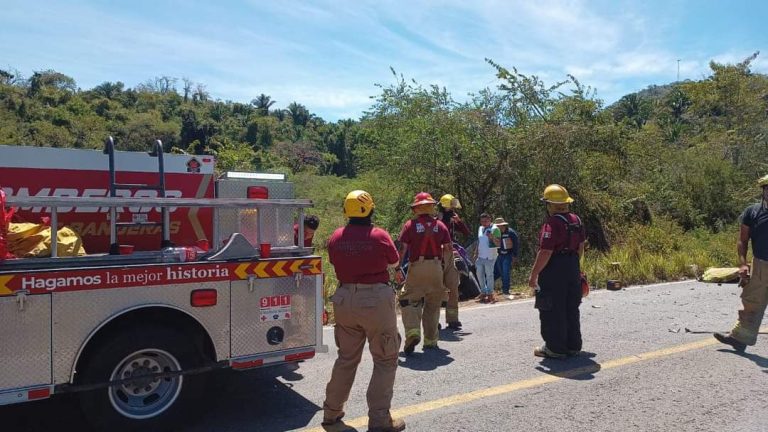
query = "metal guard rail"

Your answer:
(4, 196), (313, 258)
